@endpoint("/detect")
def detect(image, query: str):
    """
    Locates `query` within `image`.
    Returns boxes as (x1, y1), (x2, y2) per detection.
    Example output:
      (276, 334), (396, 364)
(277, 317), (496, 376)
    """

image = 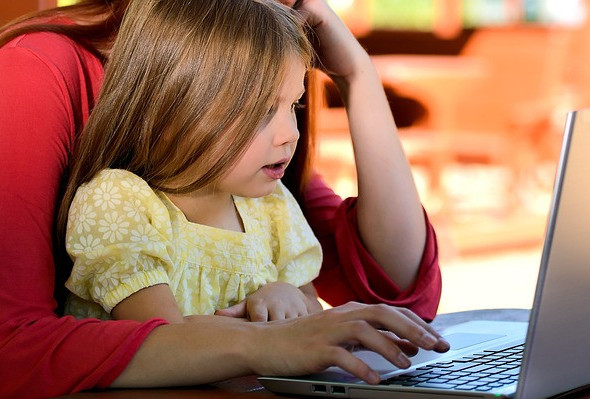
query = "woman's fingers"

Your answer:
(378, 330), (420, 357)
(334, 320), (412, 370)
(333, 303), (449, 352)
(396, 307), (450, 352)
(250, 303), (447, 384)
(321, 346), (381, 384)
